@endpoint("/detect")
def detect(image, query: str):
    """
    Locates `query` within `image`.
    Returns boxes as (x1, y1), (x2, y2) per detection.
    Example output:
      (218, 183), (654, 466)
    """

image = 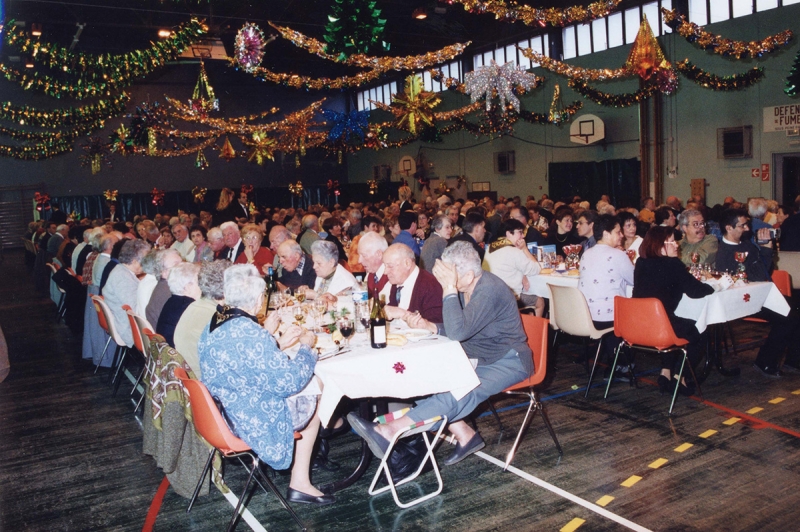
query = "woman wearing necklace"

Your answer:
(542, 207), (583, 257)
